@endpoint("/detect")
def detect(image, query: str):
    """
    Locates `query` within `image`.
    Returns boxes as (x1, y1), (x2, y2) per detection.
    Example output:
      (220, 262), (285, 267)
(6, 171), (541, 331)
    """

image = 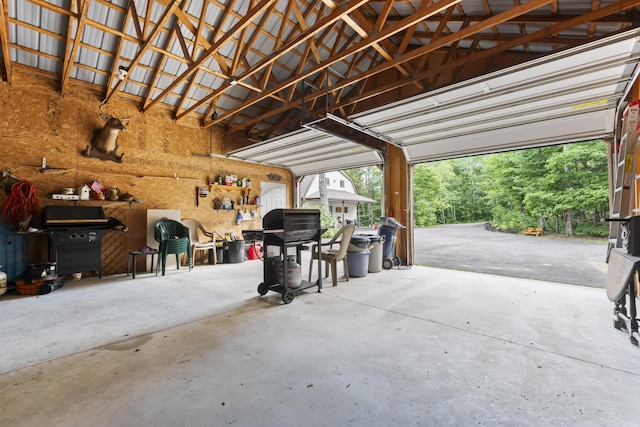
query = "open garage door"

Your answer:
(354, 29), (640, 163)
(227, 127), (384, 176)
(229, 29), (640, 173)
